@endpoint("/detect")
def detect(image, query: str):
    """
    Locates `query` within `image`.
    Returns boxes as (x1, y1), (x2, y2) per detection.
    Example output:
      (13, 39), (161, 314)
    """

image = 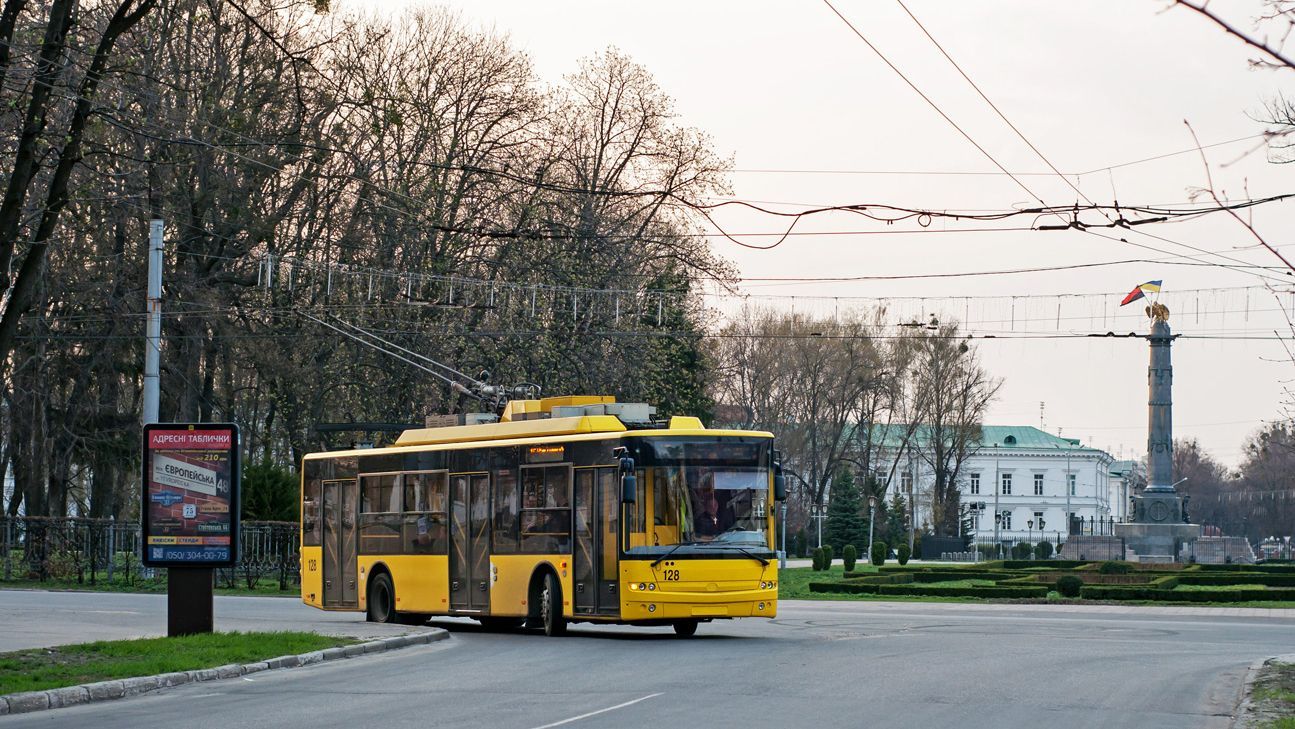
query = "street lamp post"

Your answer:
(868, 495), (877, 556)
(1028, 519), (1034, 548)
